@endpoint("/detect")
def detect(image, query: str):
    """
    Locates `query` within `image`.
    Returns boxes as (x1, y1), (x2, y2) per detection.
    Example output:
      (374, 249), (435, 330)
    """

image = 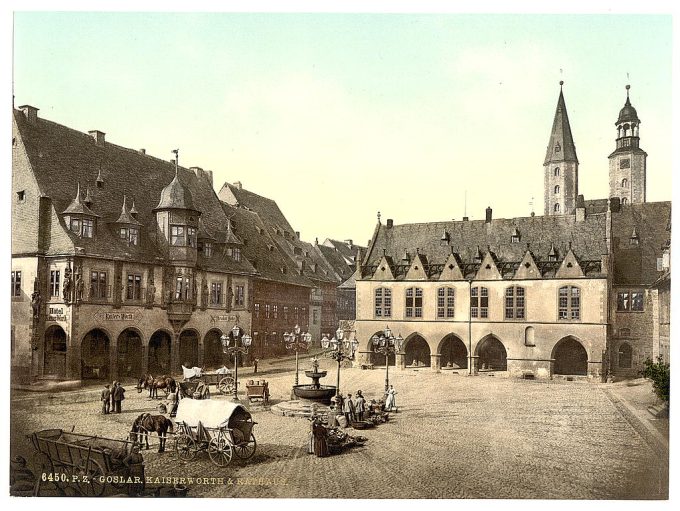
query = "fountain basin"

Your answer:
(293, 384), (337, 405)
(305, 370), (328, 379)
